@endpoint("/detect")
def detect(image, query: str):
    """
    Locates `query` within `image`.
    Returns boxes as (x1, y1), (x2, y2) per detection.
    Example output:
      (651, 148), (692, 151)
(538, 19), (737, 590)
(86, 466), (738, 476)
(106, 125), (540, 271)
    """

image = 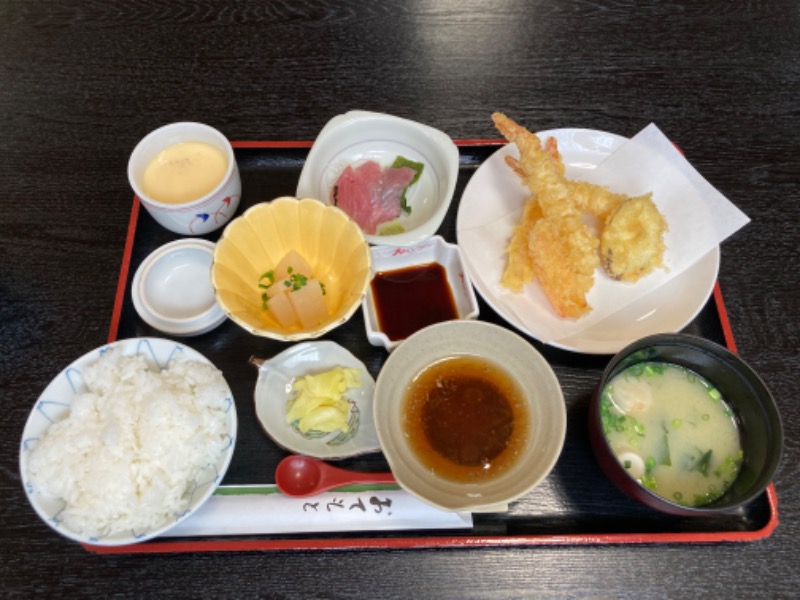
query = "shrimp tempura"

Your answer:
(492, 112), (667, 318)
